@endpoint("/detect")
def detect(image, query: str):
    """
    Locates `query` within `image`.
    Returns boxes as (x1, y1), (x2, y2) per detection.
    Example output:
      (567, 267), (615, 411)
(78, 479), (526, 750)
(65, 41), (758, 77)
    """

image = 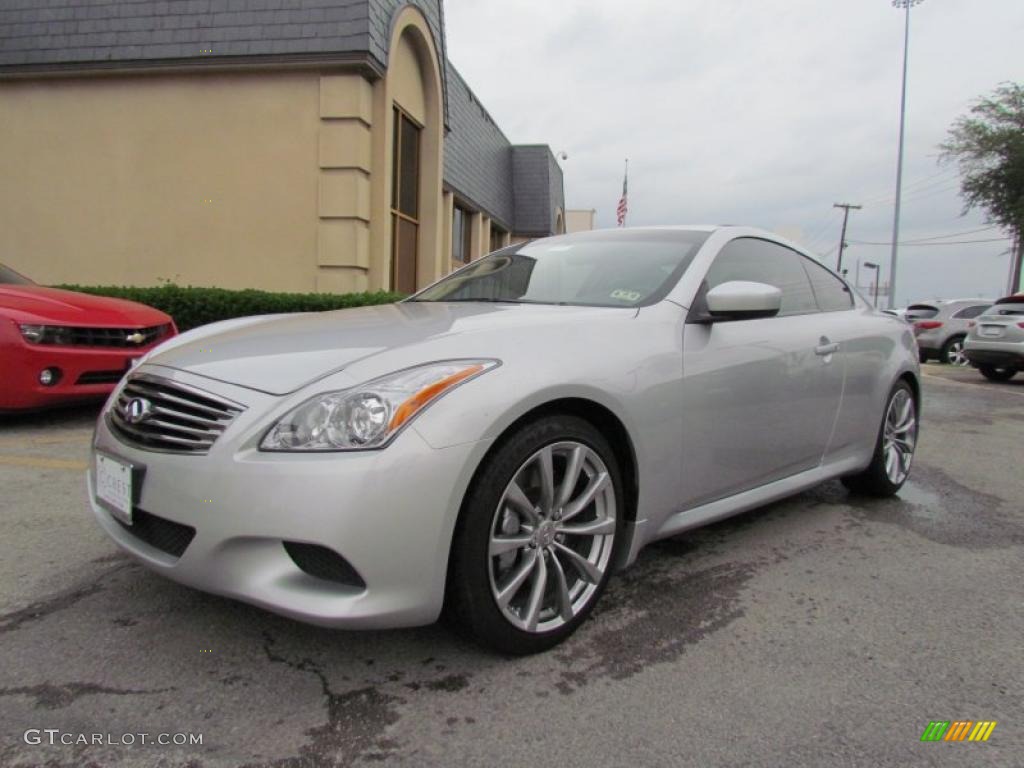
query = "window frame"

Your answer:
(390, 105), (422, 294)
(687, 236), (824, 323)
(451, 201), (474, 266)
